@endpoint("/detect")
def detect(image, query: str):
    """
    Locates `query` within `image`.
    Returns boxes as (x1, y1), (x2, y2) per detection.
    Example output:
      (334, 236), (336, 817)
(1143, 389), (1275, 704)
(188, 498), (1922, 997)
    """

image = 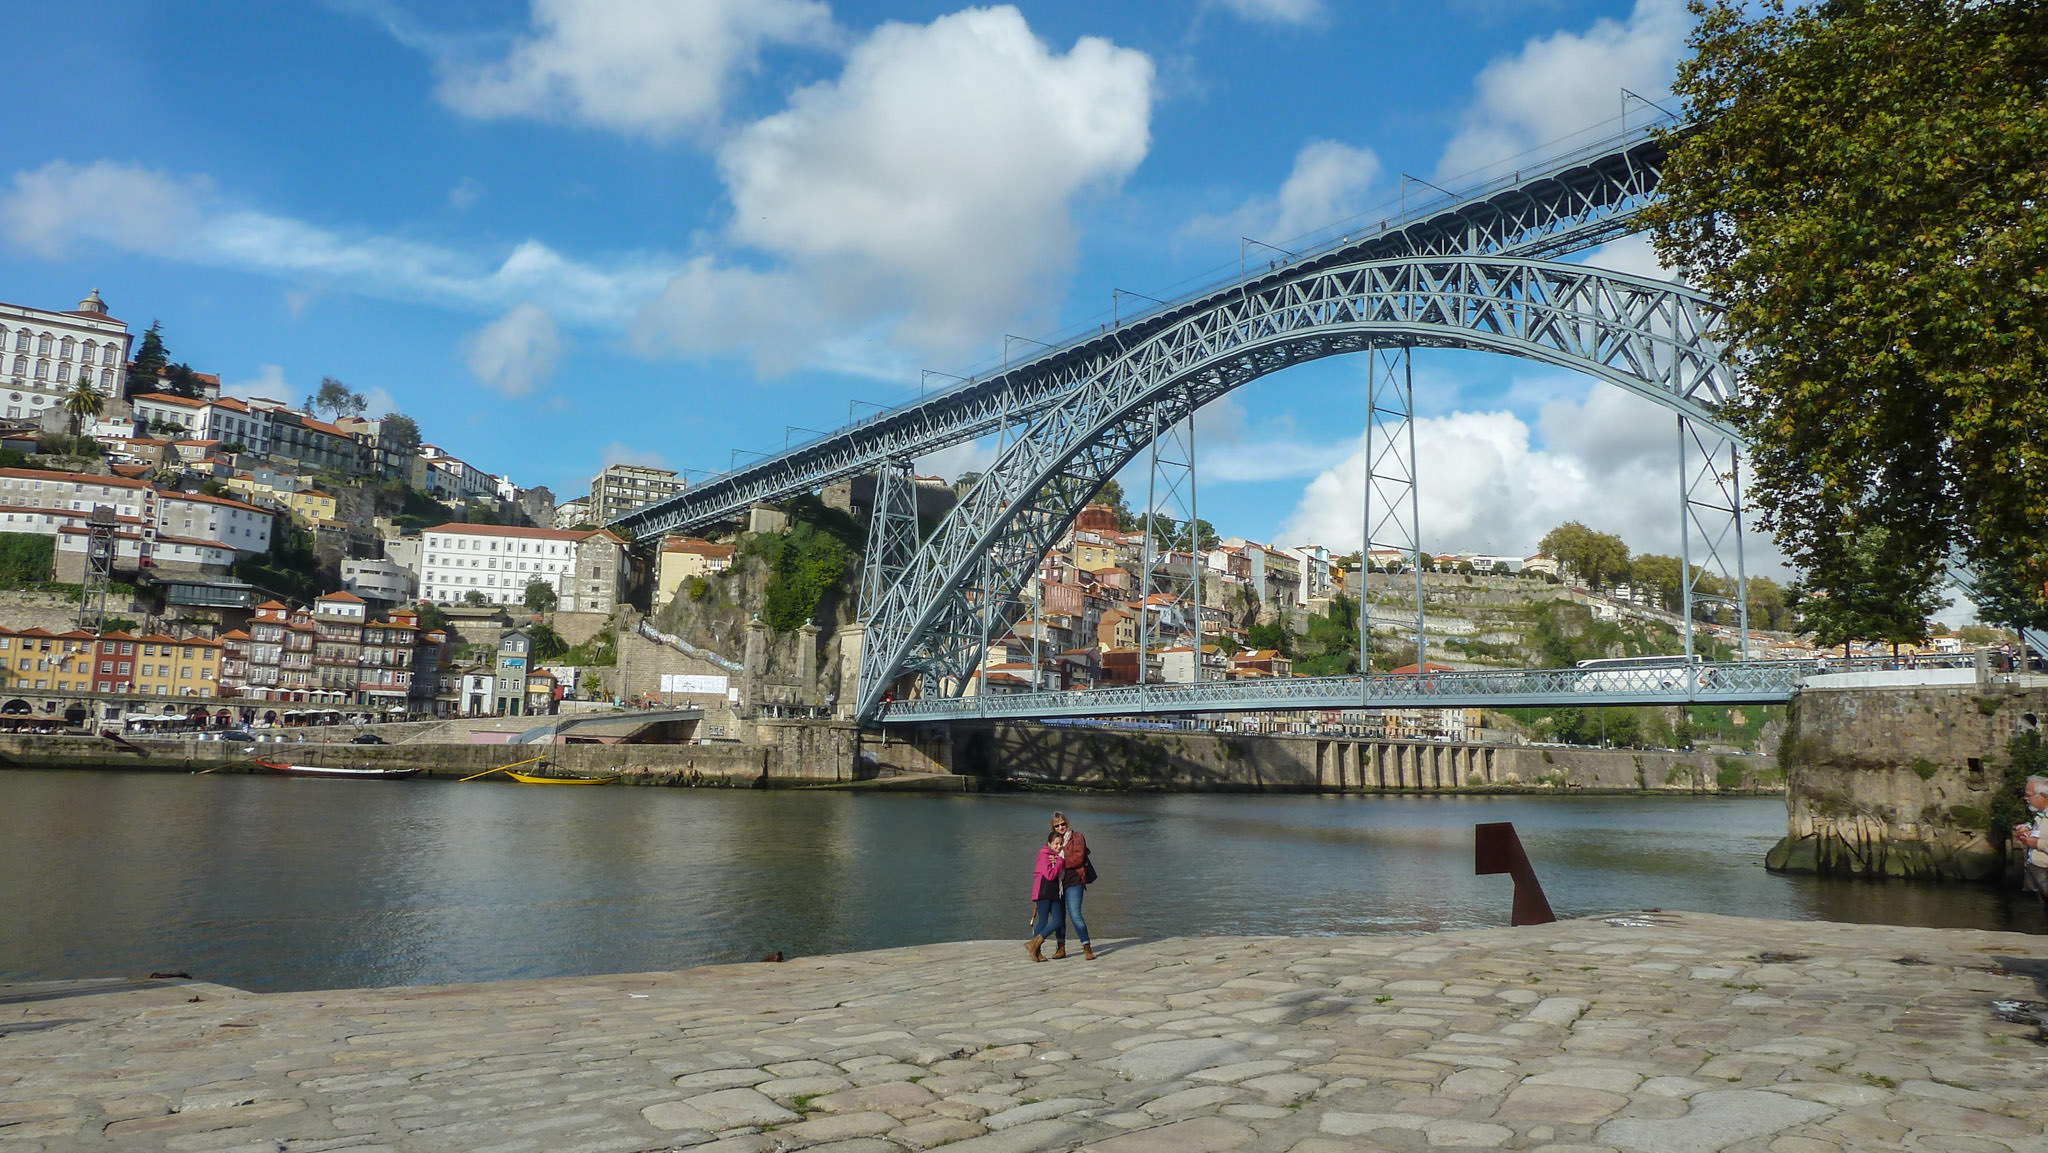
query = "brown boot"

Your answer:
(1082, 944), (1096, 961)
(1027, 936), (1044, 962)
(1049, 945), (1067, 960)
